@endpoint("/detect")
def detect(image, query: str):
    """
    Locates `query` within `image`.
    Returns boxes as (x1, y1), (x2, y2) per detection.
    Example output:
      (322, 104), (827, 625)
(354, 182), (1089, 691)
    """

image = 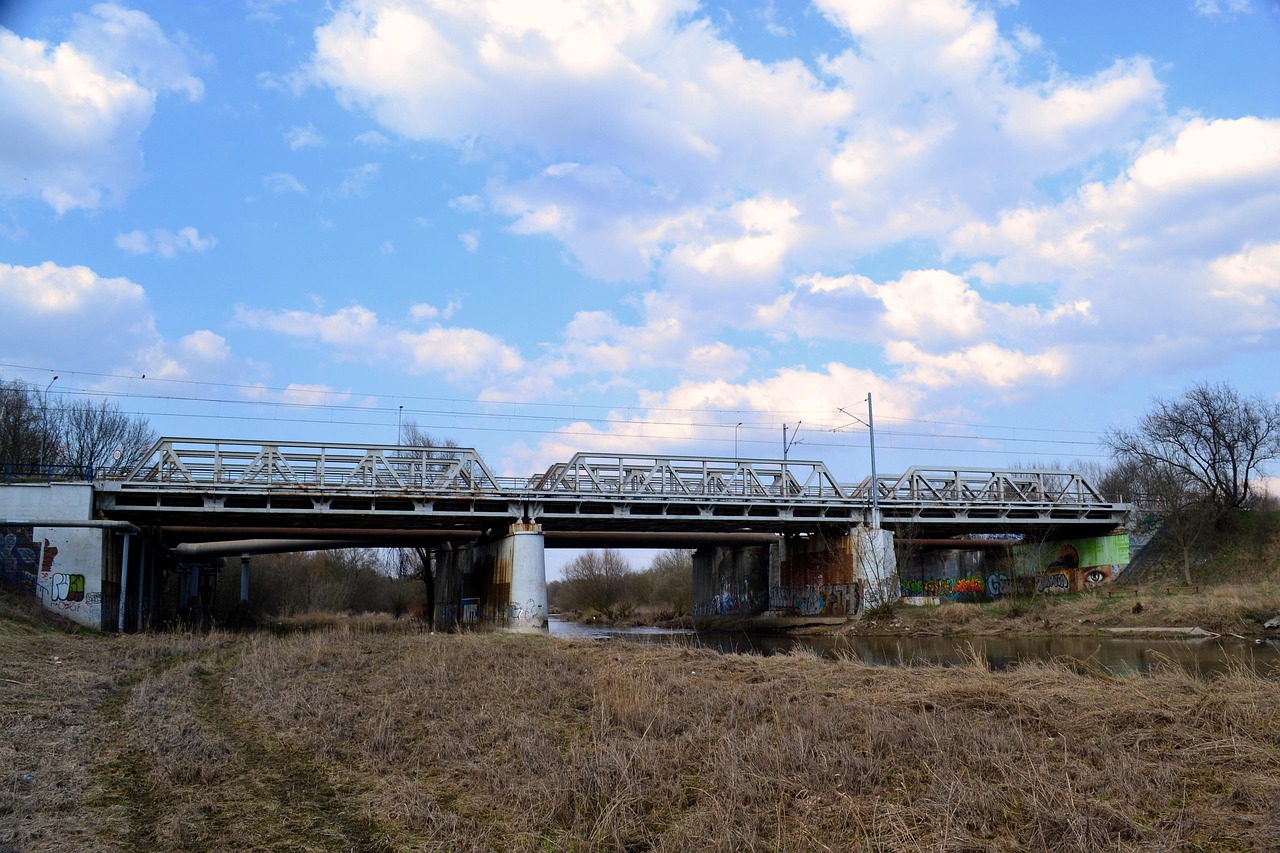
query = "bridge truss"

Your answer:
(92, 439), (1129, 541)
